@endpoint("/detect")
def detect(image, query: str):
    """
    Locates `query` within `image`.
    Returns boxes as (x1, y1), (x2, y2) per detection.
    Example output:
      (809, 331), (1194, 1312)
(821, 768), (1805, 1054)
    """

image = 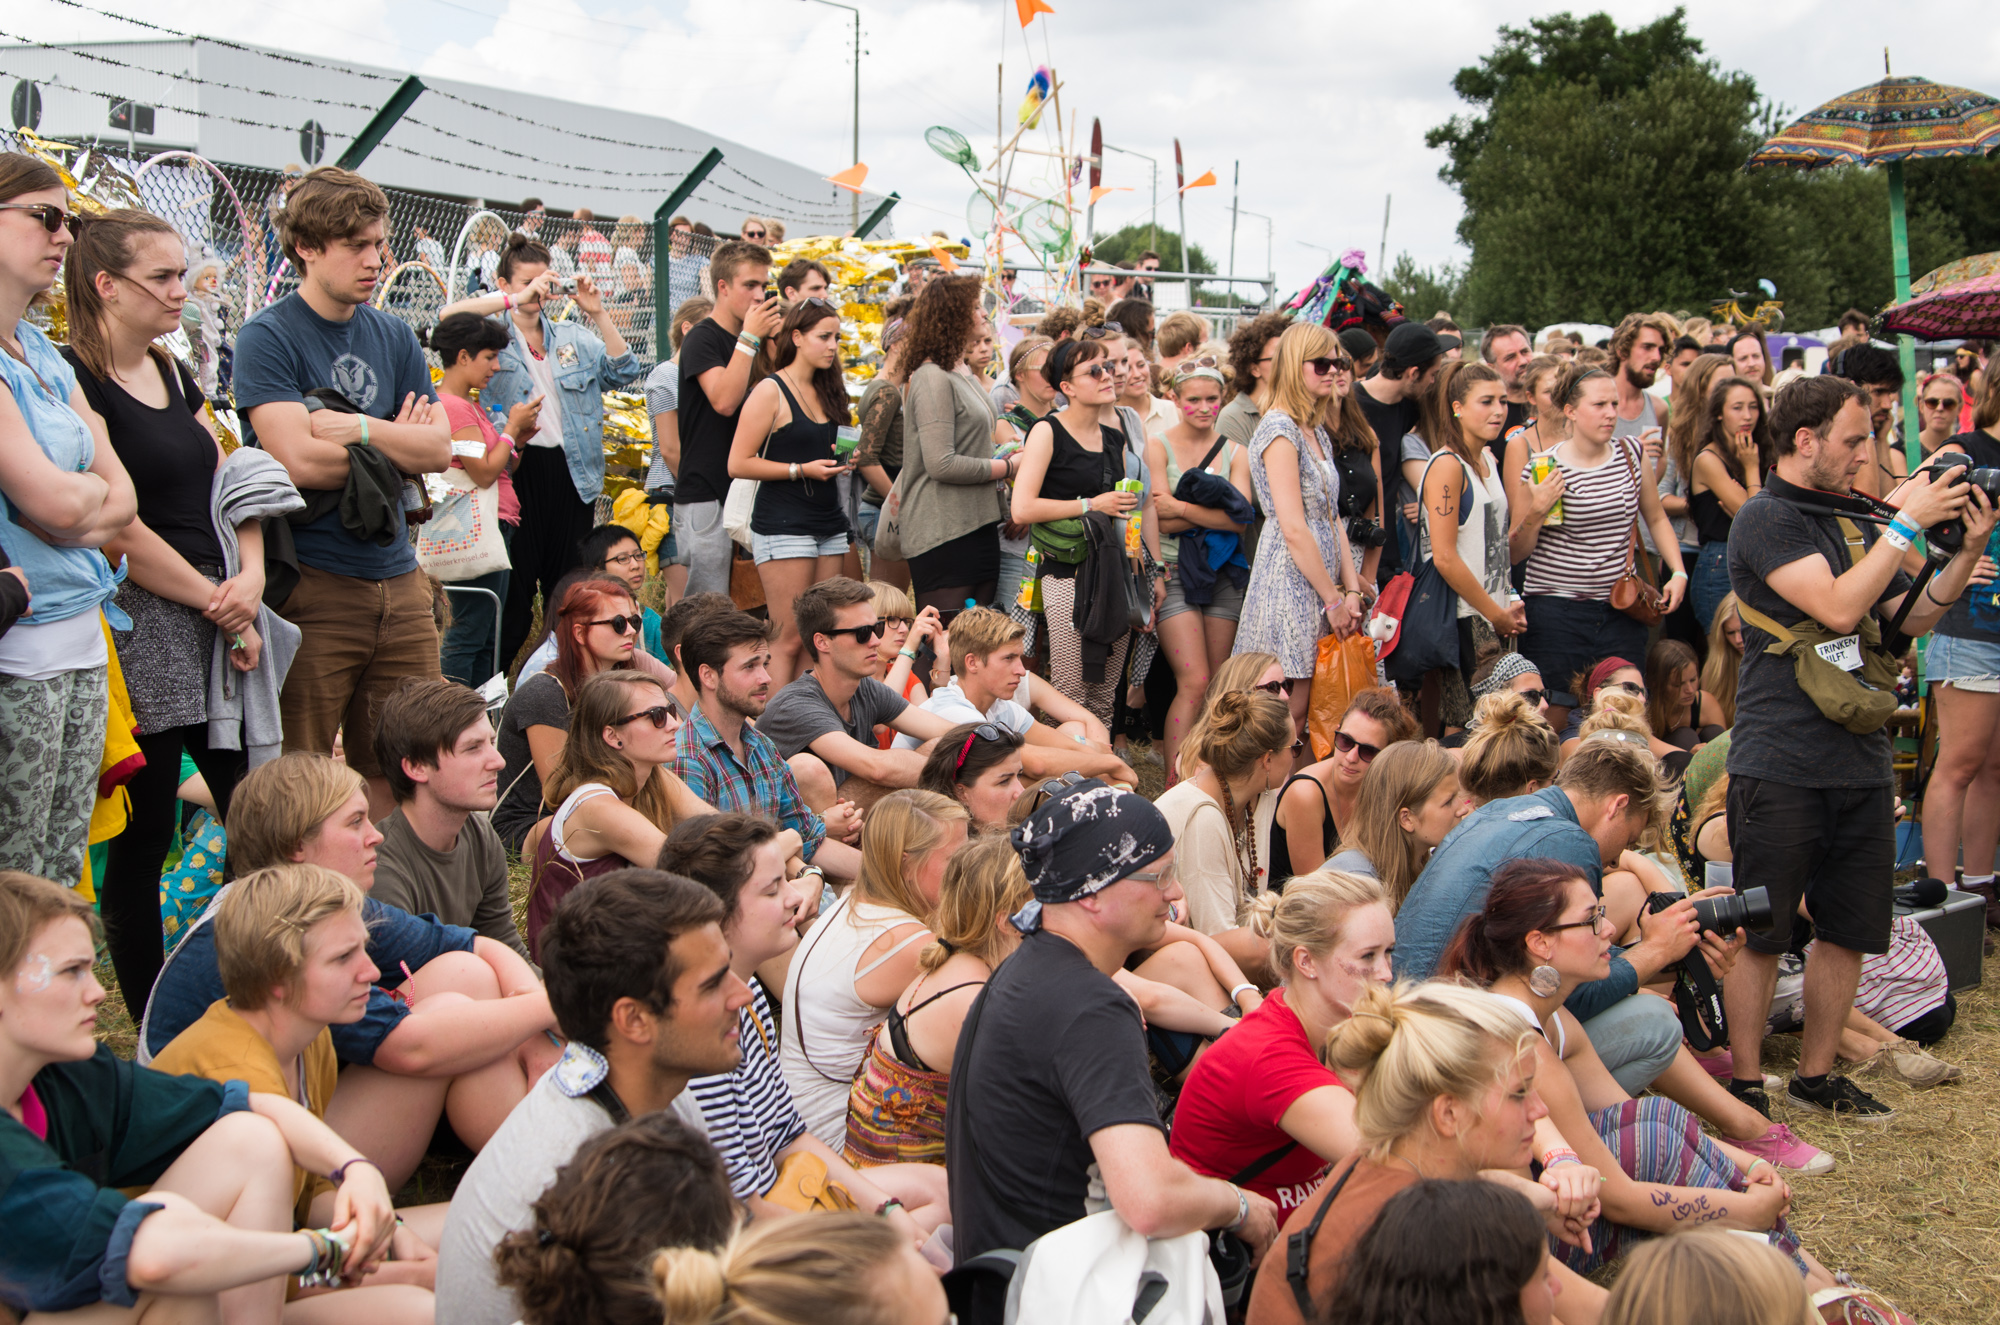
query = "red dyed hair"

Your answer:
(550, 576), (637, 699)
(1436, 858), (1588, 985)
